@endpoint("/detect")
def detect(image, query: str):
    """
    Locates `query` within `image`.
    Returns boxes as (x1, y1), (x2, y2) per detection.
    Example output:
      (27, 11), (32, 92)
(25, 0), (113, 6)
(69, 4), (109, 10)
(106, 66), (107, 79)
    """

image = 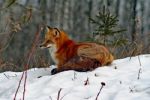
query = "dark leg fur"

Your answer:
(51, 68), (58, 75)
(51, 56), (101, 74)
